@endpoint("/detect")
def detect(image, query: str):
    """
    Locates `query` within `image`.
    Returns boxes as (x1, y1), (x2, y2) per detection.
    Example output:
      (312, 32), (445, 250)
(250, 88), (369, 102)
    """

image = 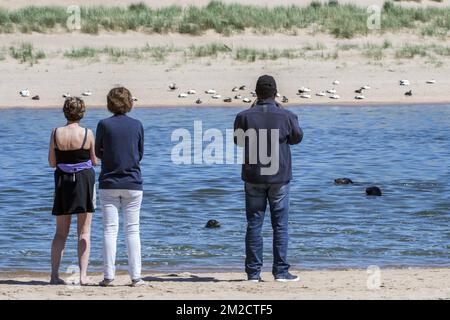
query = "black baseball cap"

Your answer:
(255, 75), (277, 99)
